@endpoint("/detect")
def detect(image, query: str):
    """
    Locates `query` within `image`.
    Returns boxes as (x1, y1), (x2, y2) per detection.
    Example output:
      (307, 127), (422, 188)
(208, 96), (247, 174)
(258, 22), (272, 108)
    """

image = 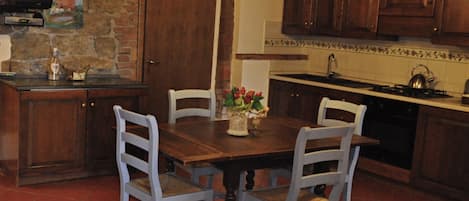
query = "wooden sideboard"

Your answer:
(0, 78), (147, 186)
